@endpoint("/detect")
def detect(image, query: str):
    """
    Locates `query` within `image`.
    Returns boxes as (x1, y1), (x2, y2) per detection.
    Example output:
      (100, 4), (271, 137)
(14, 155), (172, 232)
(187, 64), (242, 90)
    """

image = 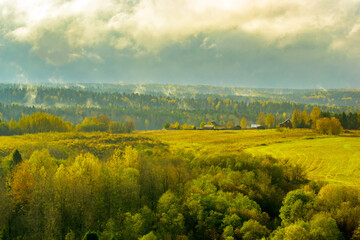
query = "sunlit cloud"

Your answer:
(0, 0), (359, 88)
(1, 0), (359, 64)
